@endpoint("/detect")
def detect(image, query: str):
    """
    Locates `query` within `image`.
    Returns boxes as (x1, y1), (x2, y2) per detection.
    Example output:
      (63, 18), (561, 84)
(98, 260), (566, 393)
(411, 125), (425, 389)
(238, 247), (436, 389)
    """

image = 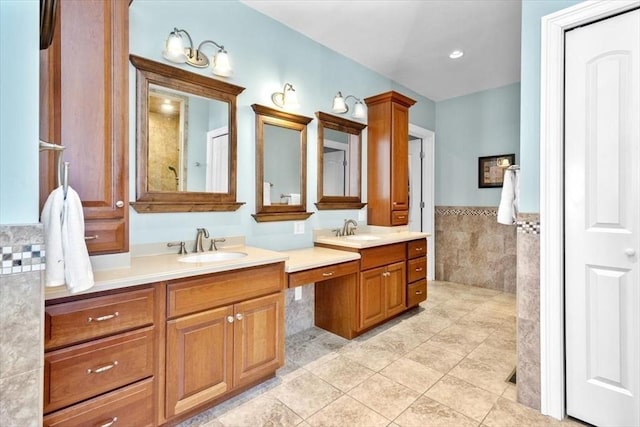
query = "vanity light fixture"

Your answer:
(332, 92), (366, 119)
(449, 49), (464, 59)
(271, 83), (300, 110)
(162, 27), (232, 77)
